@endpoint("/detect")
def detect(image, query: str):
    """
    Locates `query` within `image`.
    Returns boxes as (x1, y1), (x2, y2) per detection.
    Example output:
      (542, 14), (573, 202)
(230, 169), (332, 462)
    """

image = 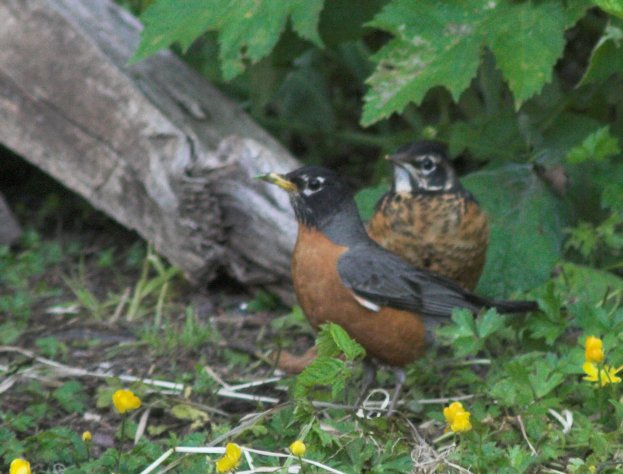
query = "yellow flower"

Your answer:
(450, 410), (472, 433)
(82, 430), (92, 442)
(112, 389), (141, 414)
(443, 401), (472, 433)
(584, 336), (604, 363)
(10, 459), (31, 474)
(215, 442), (242, 473)
(583, 362), (623, 386)
(443, 402), (464, 424)
(289, 440), (306, 457)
